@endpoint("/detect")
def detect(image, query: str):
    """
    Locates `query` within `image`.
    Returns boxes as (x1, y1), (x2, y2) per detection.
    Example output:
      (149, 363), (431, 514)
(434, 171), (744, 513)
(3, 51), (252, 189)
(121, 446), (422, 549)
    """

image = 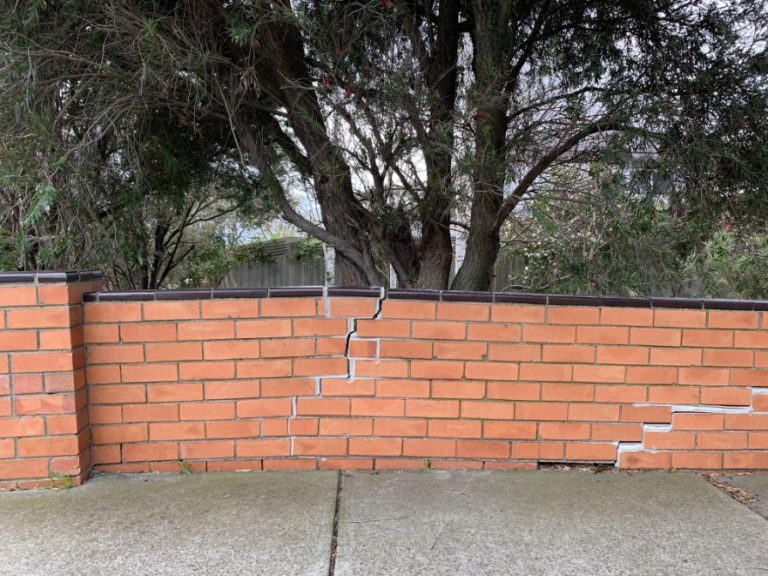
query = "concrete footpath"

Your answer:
(0, 471), (766, 576)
